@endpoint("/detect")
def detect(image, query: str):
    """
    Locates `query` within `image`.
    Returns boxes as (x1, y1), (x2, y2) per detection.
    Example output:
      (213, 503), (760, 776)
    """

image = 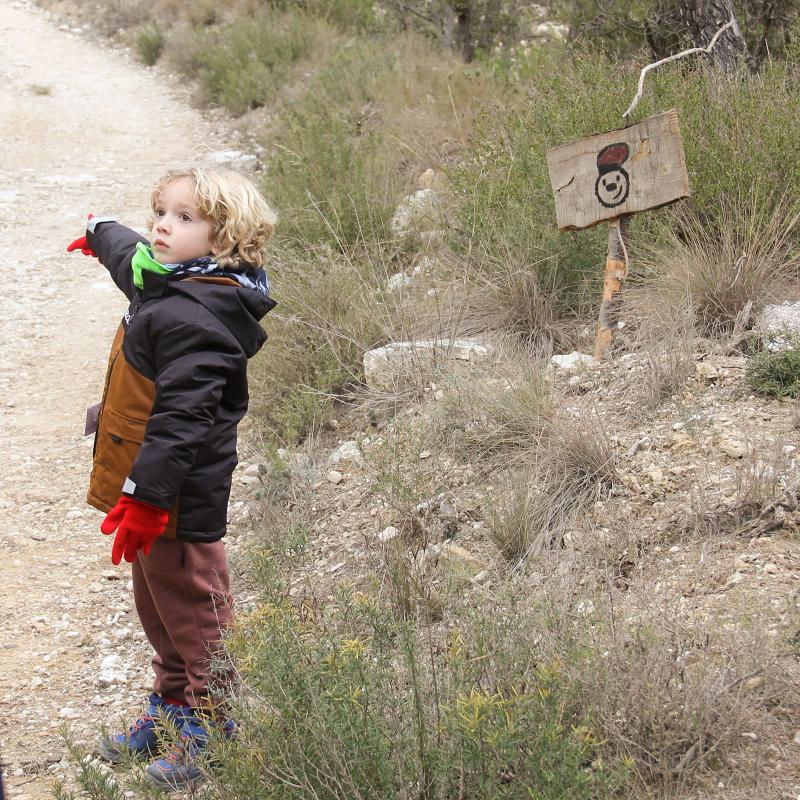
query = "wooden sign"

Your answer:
(546, 109), (690, 232)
